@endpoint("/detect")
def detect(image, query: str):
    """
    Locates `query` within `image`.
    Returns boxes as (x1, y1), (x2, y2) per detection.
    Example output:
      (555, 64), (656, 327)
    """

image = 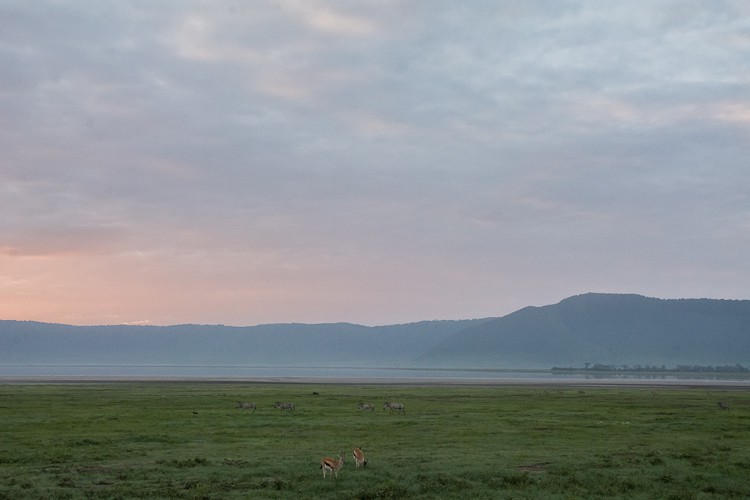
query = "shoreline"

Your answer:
(2, 375), (749, 389)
